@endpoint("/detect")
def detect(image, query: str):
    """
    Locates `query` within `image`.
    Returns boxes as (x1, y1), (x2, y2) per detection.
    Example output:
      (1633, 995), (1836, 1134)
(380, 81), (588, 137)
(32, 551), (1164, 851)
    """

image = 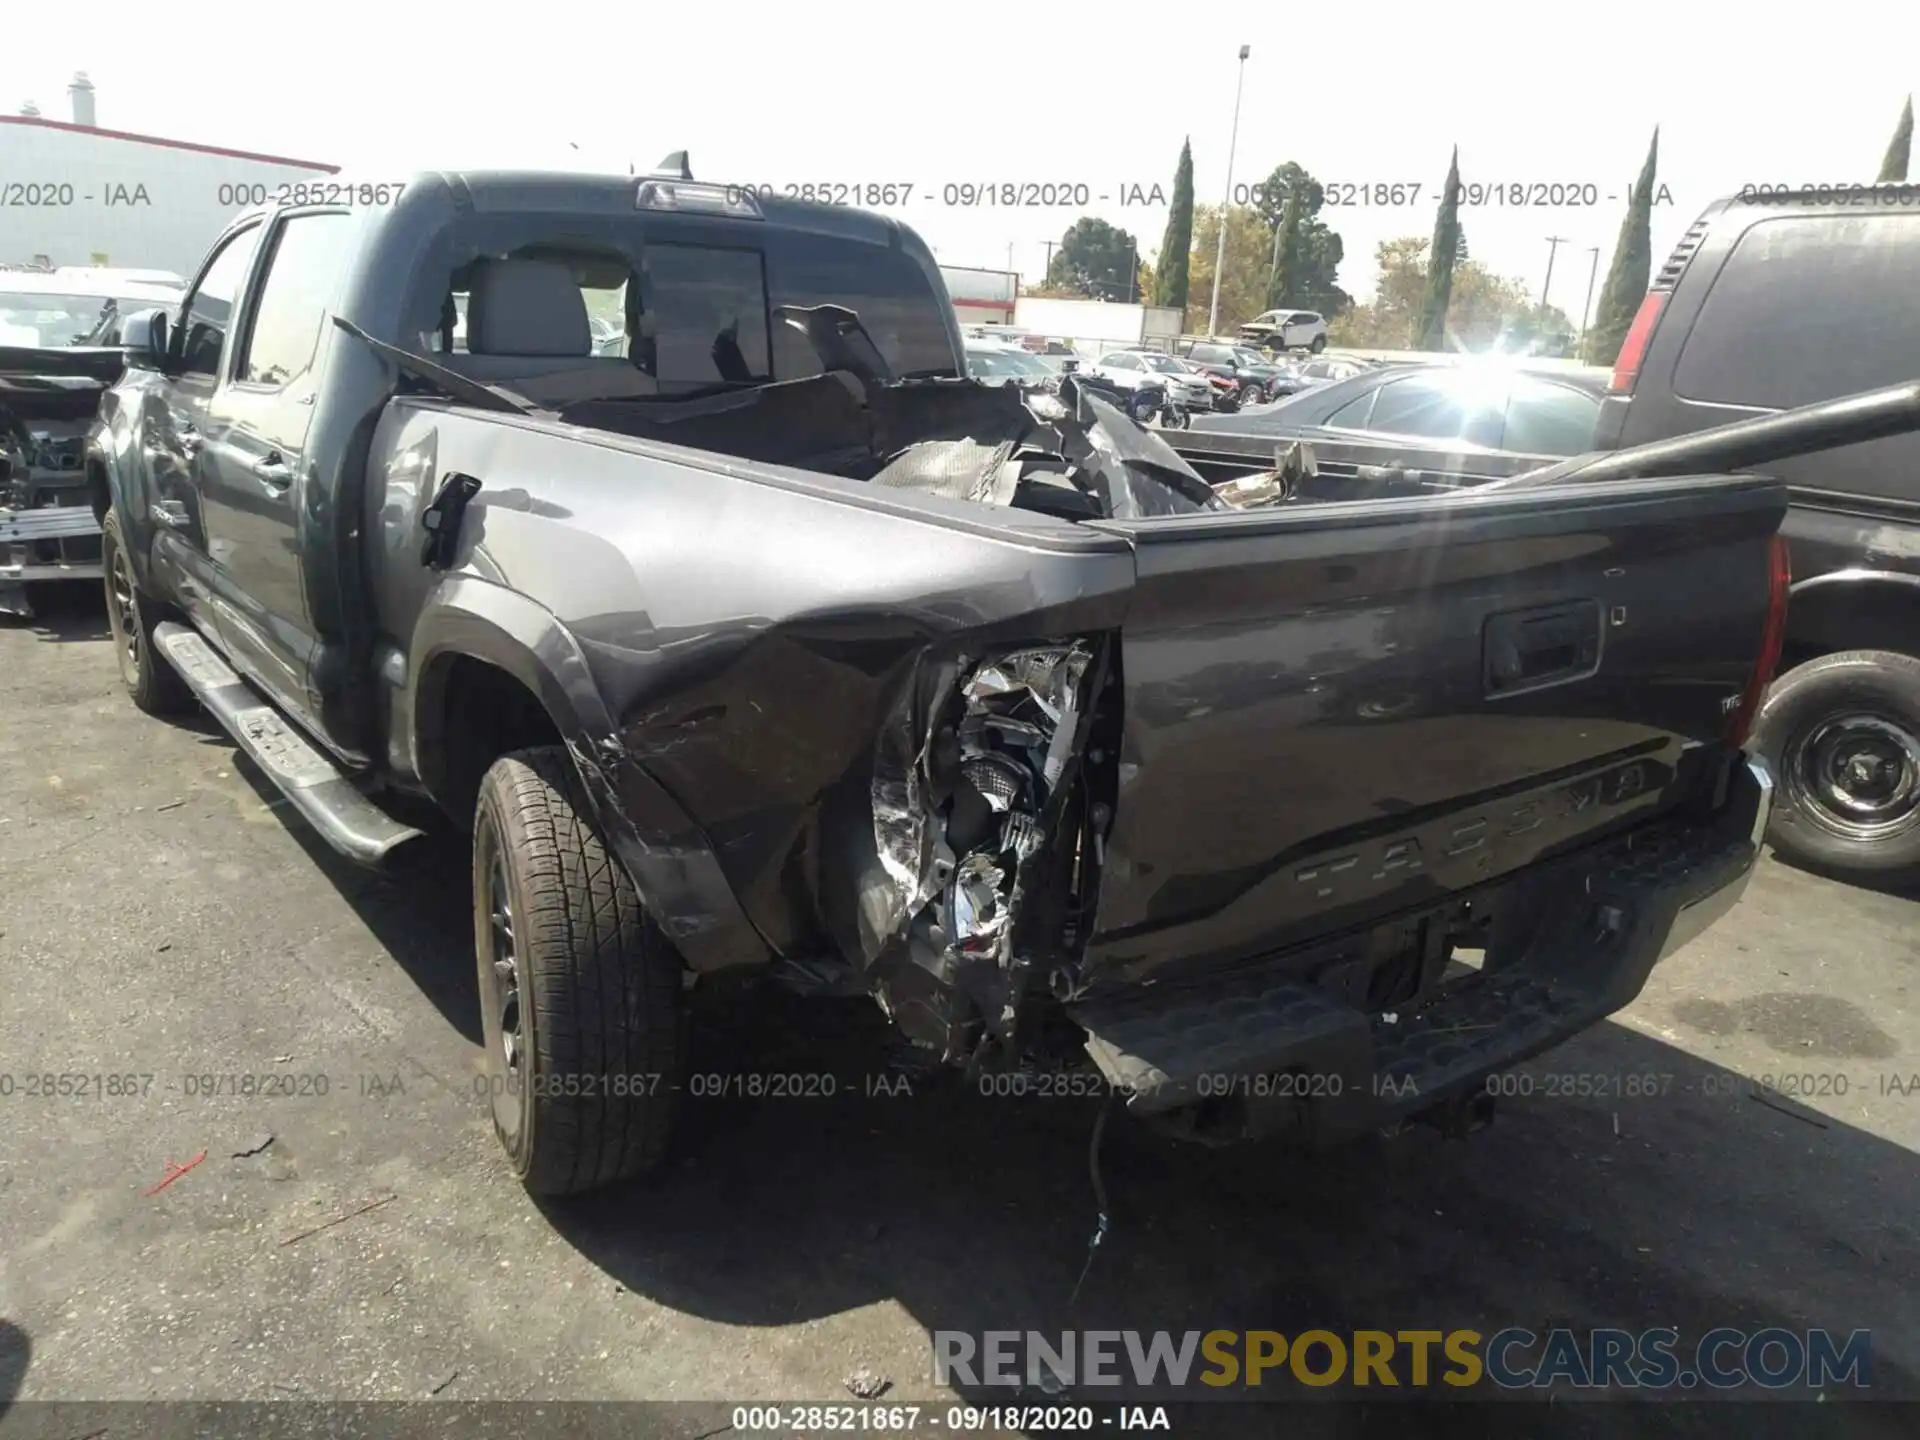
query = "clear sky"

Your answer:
(6, 2), (1917, 322)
